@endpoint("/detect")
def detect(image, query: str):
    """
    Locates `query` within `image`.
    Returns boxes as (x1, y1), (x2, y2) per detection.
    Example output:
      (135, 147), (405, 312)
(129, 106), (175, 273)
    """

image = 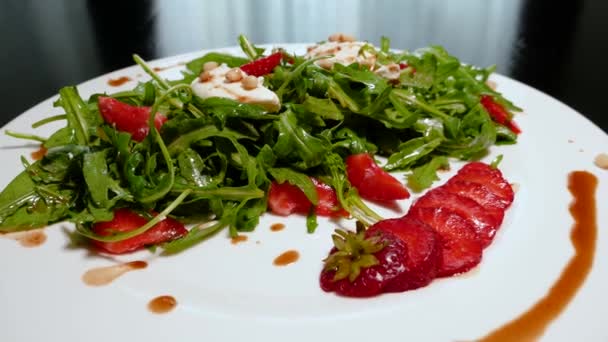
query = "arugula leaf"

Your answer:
(406, 156), (449, 192)
(273, 110), (330, 169)
(269, 167), (318, 205)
